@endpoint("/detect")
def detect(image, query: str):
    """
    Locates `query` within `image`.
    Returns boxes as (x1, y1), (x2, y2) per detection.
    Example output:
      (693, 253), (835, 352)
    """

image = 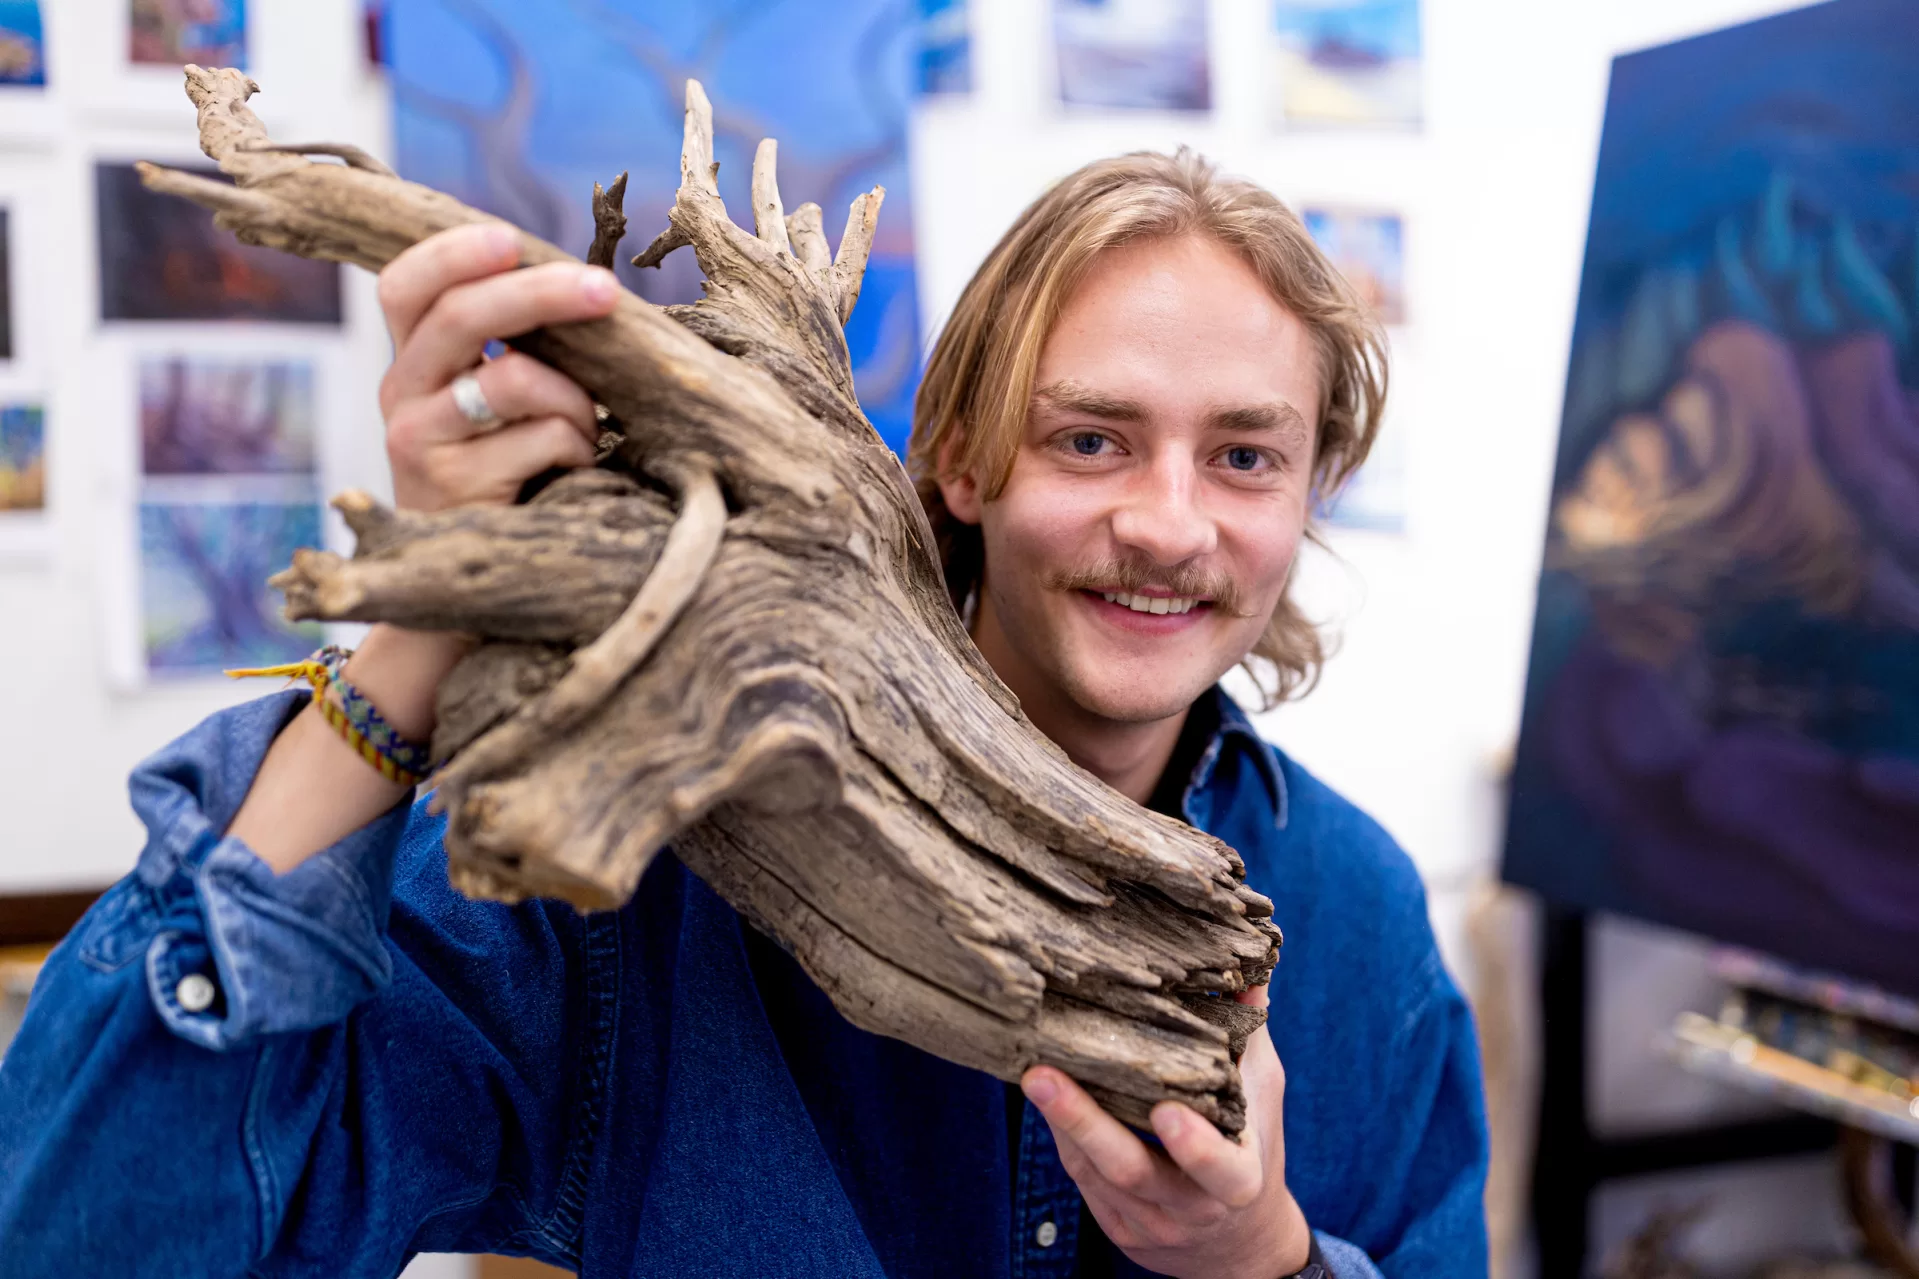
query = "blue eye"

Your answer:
(1071, 433), (1106, 456)
(1225, 446), (1263, 471)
